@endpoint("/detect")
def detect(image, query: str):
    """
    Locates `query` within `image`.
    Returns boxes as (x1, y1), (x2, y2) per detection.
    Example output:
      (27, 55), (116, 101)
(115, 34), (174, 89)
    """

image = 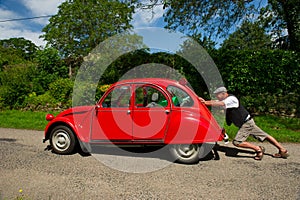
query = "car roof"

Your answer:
(111, 78), (183, 88)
